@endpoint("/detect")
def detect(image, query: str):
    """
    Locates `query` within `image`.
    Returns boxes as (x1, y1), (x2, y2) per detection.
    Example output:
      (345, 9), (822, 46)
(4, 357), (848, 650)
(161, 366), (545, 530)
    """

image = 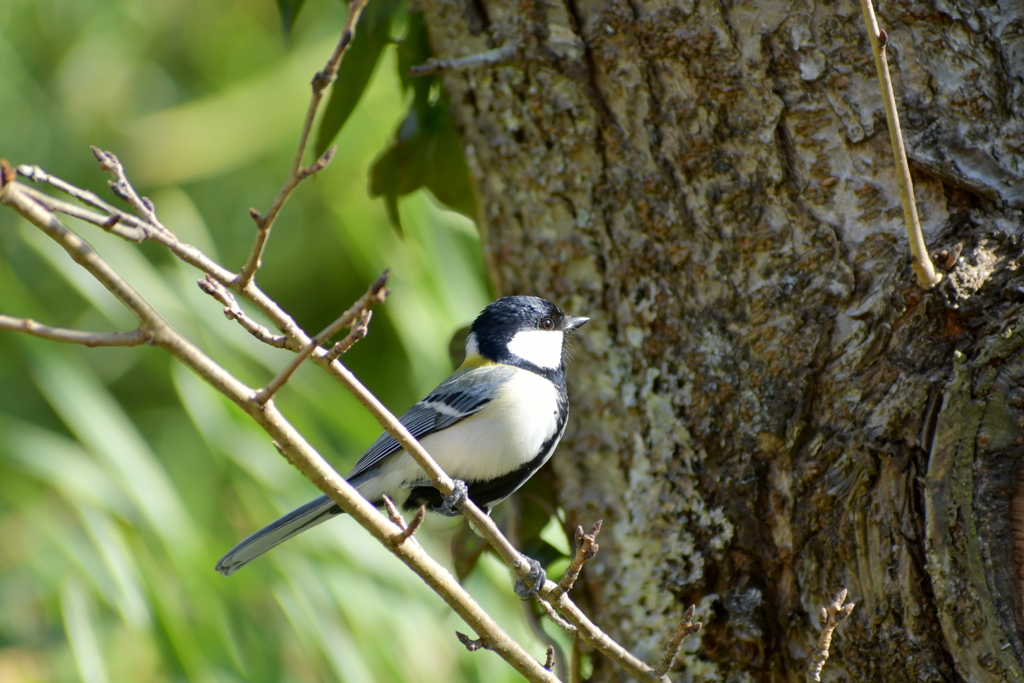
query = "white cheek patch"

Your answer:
(507, 329), (564, 369)
(465, 331), (480, 358)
